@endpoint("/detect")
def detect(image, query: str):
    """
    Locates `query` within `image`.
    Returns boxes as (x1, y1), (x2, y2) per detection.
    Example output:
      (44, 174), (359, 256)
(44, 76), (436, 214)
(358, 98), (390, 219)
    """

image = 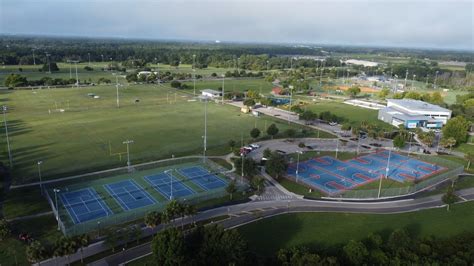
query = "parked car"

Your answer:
(329, 122), (338, 126)
(250, 144), (260, 149)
